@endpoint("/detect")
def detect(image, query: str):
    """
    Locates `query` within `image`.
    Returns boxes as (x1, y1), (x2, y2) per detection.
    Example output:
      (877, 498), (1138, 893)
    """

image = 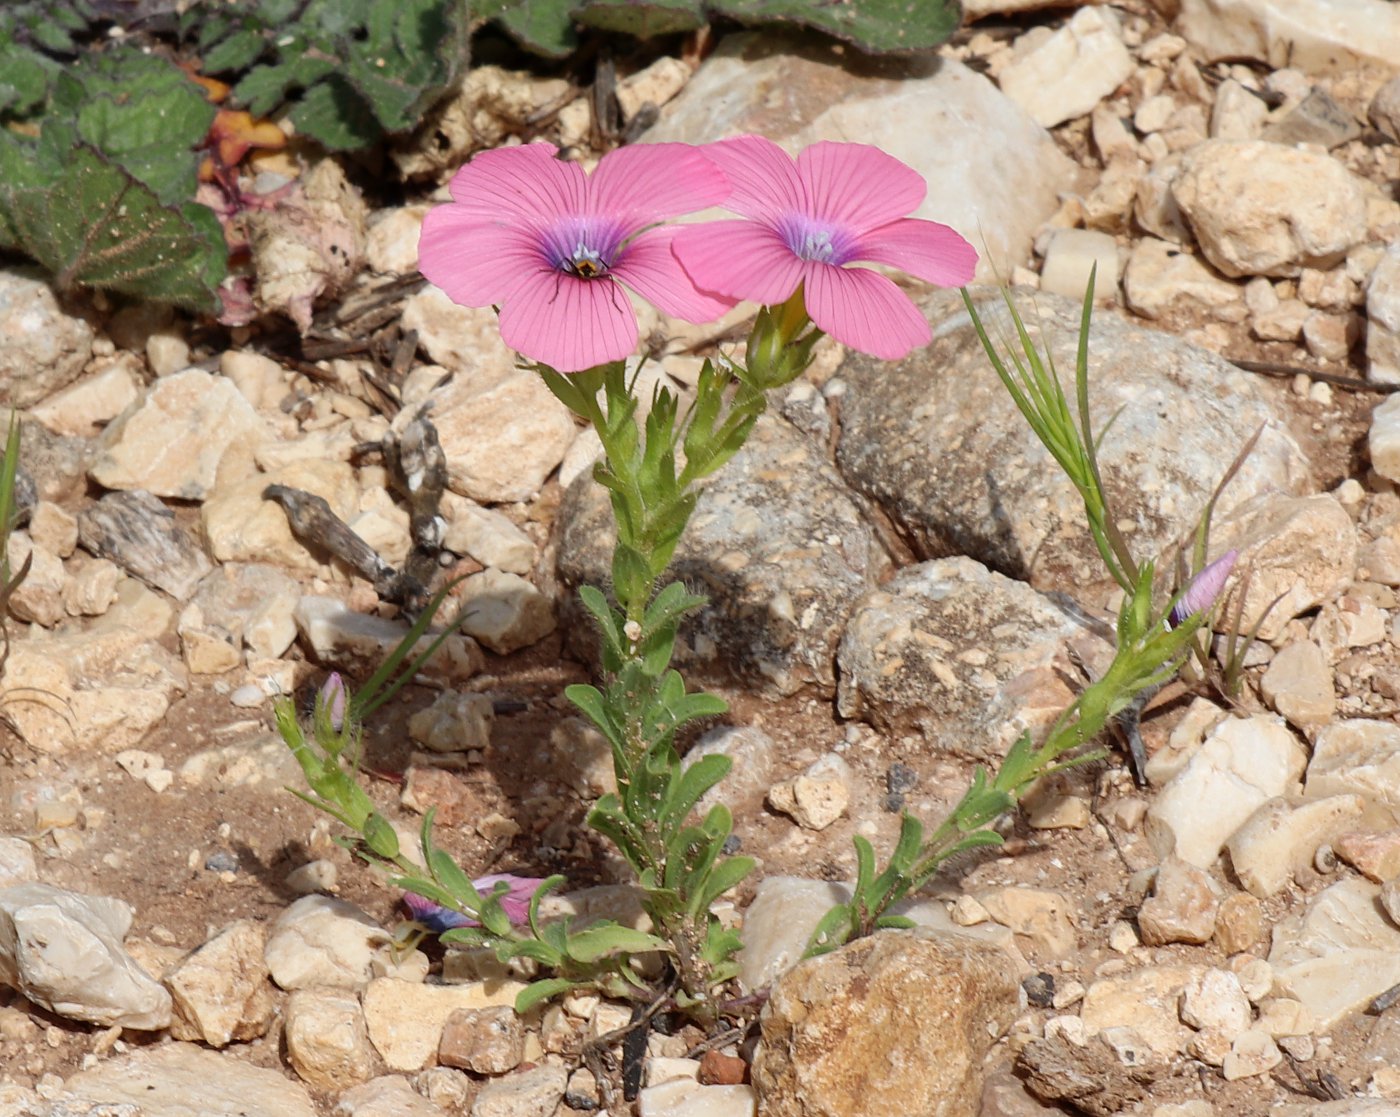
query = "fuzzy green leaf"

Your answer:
(289, 75), (381, 150)
(0, 43), (58, 116)
(515, 978), (578, 1014)
(722, 0), (963, 55)
(565, 924), (668, 964)
(0, 139), (225, 310)
(576, 0), (705, 38)
(477, 0), (580, 58)
(202, 28), (269, 73)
